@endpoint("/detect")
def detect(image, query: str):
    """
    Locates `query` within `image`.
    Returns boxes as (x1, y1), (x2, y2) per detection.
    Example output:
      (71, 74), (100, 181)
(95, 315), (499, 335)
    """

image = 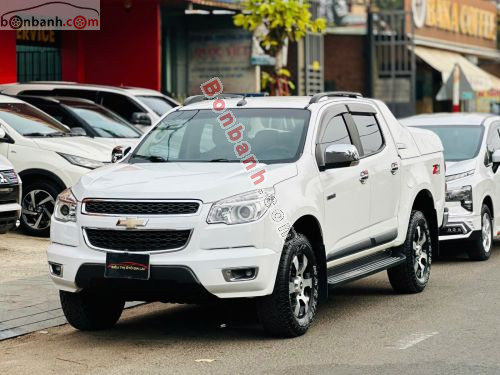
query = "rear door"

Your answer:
(345, 104), (401, 242)
(317, 104), (371, 262)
